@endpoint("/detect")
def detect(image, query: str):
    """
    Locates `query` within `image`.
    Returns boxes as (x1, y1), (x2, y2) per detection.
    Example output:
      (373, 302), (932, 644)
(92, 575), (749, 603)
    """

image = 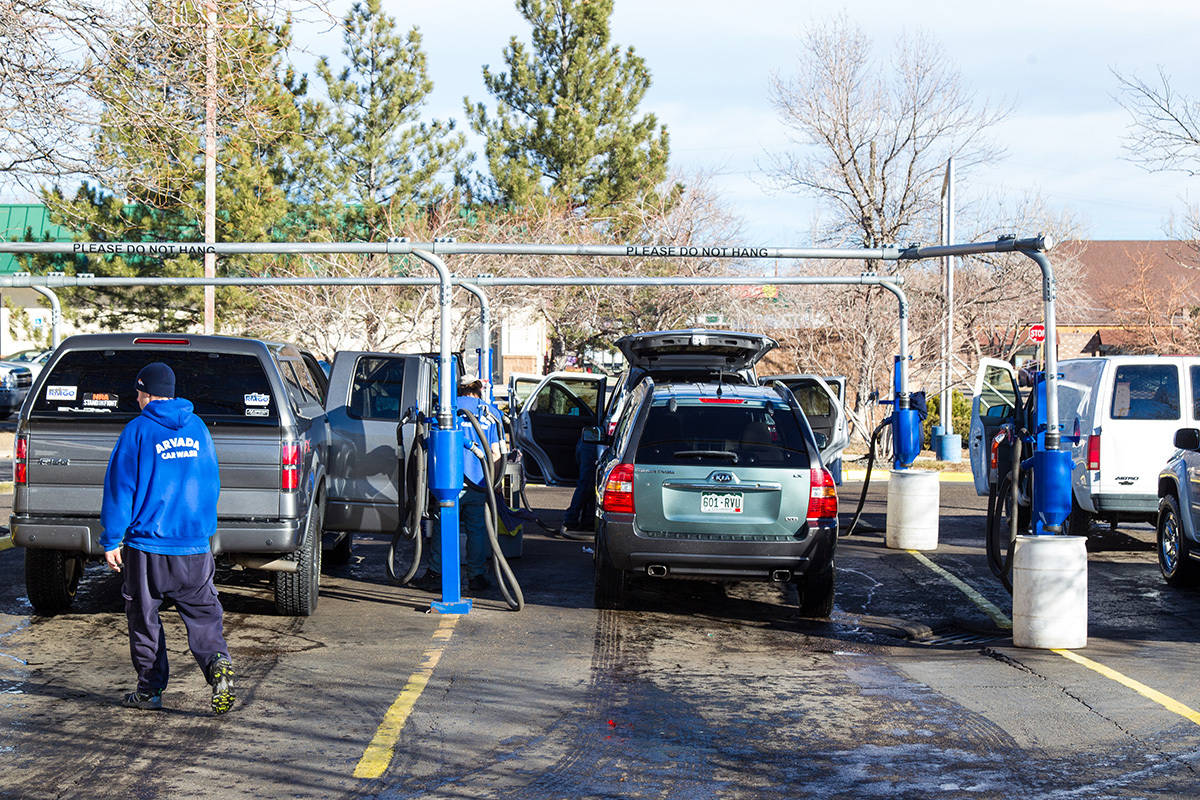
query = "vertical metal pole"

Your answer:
(30, 287), (61, 347)
(412, 249), (471, 614)
(459, 282), (492, 404)
(1024, 250), (1060, 448)
(203, 0), (217, 335)
(940, 158), (955, 434)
